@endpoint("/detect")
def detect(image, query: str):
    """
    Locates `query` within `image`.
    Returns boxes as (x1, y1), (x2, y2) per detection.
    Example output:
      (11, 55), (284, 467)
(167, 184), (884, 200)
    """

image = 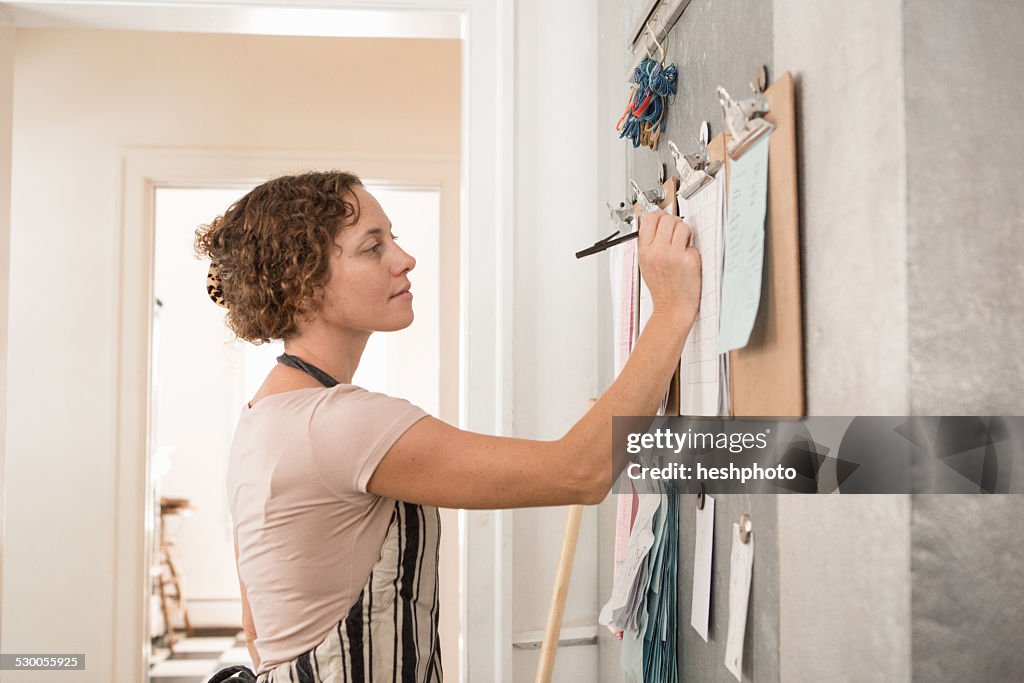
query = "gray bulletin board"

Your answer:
(619, 1), (778, 682)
